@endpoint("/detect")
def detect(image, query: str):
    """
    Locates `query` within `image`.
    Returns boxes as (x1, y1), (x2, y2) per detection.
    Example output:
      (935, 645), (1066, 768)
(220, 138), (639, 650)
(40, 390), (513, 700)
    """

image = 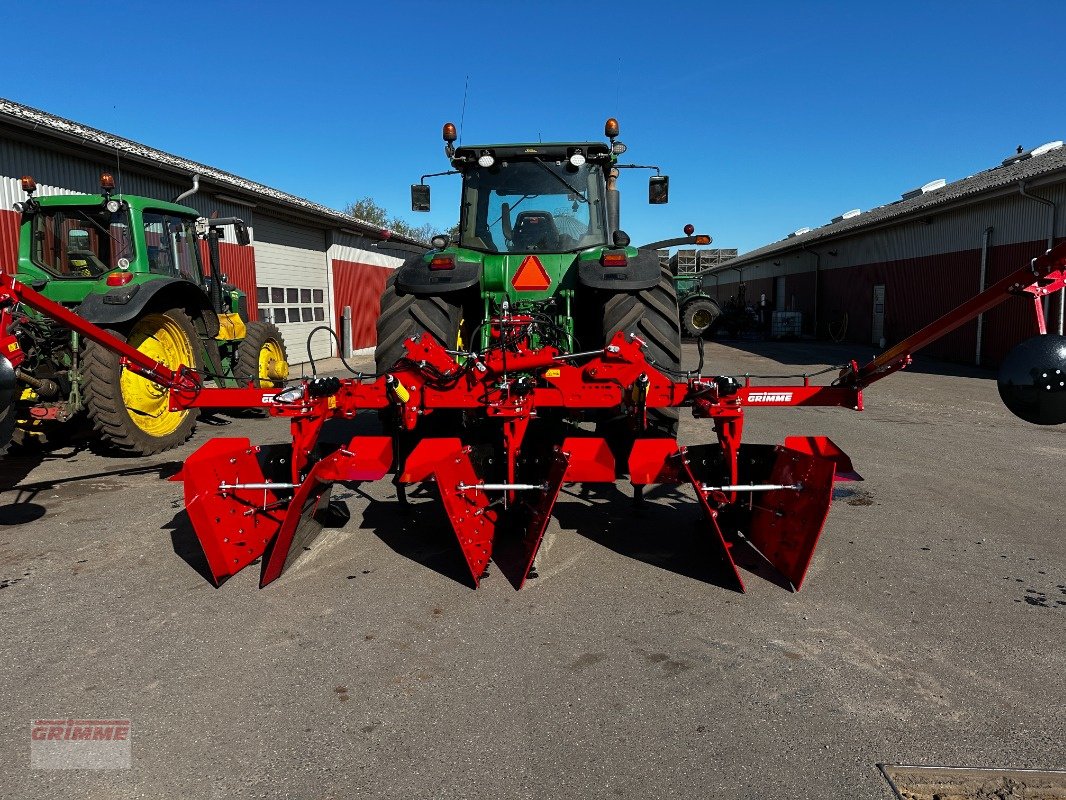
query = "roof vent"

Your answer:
(1032, 140), (1064, 157)
(831, 209), (862, 223)
(1002, 141), (1062, 166)
(901, 179), (946, 200)
(786, 227), (812, 238)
